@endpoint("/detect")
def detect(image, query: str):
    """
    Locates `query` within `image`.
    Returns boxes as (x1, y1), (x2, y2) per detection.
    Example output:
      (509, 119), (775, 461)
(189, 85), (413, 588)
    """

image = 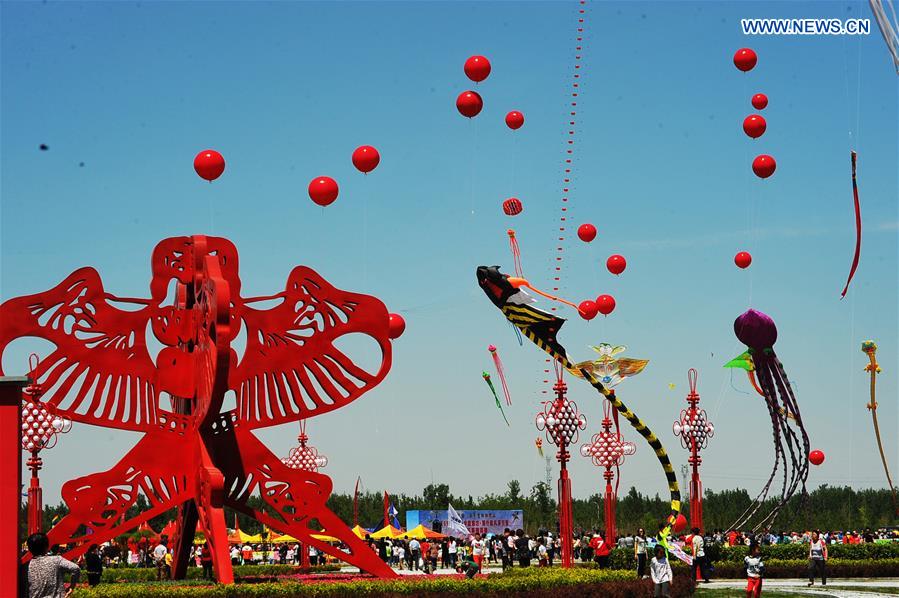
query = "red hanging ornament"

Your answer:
(751, 93), (768, 110)
(456, 91), (483, 118)
(578, 300), (598, 320)
(734, 251), (752, 269)
(606, 254), (627, 276)
(752, 155), (776, 178)
(464, 55), (491, 82)
(194, 150), (225, 182)
(809, 450), (825, 466)
(351, 145), (380, 174)
(733, 48), (758, 72)
(387, 313), (406, 339)
(502, 197), (523, 216)
(308, 176), (339, 206)
(505, 111), (524, 130)
(596, 294), (616, 316)
(743, 114), (767, 139)
(577, 223), (597, 242)
(673, 513), (688, 533)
